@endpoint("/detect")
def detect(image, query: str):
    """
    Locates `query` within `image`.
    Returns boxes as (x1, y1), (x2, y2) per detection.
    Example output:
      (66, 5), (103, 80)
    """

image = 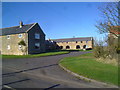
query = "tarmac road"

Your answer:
(2, 51), (117, 89)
